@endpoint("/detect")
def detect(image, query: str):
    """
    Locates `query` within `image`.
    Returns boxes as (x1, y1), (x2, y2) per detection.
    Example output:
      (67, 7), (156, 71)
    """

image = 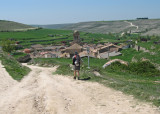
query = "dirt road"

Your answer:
(124, 21), (139, 29)
(0, 63), (159, 114)
(121, 21), (139, 36)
